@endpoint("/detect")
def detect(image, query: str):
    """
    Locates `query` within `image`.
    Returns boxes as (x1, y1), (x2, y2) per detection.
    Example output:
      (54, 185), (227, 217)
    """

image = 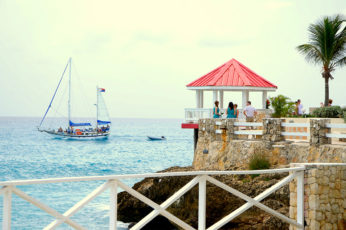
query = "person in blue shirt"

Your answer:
(213, 101), (221, 118)
(226, 102), (237, 118)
